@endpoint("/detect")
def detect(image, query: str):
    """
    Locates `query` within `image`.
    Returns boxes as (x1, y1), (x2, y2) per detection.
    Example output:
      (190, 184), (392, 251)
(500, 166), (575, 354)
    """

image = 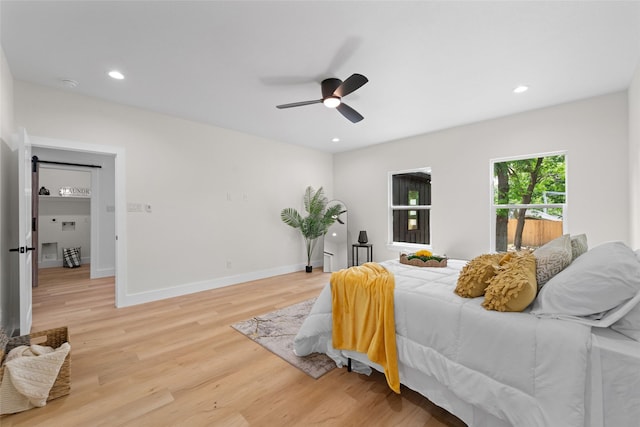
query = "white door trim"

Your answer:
(30, 136), (127, 308)
(16, 128), (33, 334)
